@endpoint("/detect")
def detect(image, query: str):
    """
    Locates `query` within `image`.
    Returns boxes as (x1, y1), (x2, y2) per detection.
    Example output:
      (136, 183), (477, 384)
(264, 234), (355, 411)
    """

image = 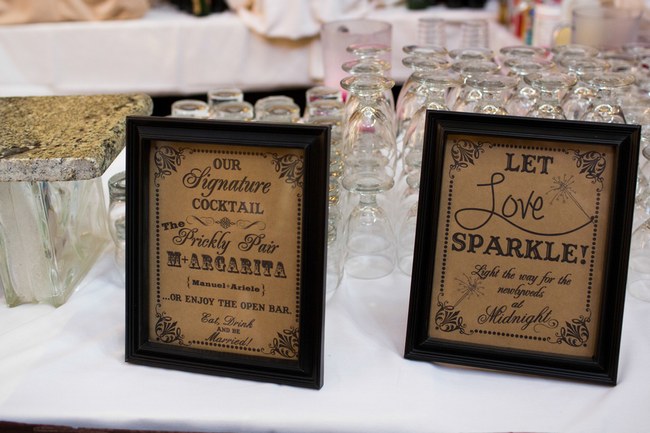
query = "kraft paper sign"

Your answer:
(405, 112), (639, 385)
(429, 134), (609, 357)
(149, 141), (303, 360)
(125, 117), (328, 389)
